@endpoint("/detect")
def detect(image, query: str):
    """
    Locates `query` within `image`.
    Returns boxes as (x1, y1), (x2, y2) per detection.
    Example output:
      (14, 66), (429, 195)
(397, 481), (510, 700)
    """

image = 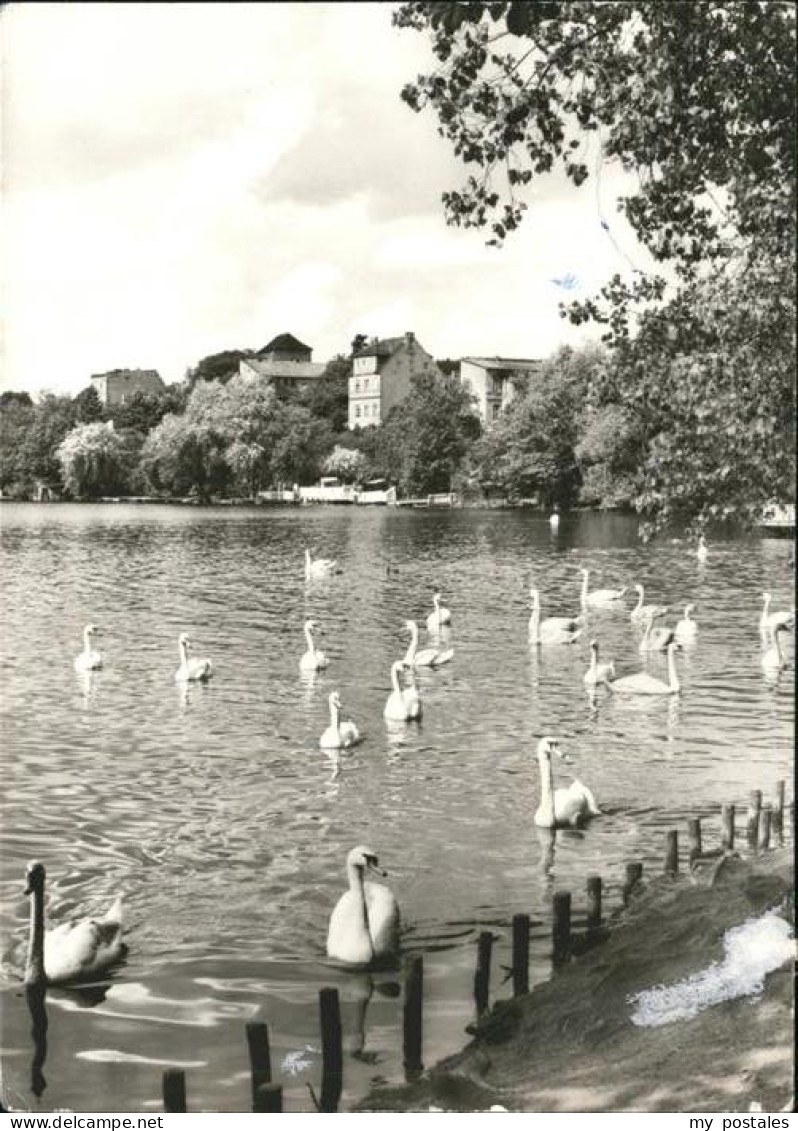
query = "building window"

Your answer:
(491, 403), (501, 421)
(355, 380), (361, 393)
(363, 377), (369, 392)
(355, 405), (361, 418)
